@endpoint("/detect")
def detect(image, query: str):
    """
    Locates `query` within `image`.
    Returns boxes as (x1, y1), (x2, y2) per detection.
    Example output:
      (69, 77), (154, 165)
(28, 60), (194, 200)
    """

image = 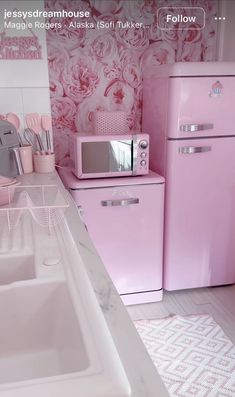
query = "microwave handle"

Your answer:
(101, 198), (139, 207)
(132, 134), (138, 175)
